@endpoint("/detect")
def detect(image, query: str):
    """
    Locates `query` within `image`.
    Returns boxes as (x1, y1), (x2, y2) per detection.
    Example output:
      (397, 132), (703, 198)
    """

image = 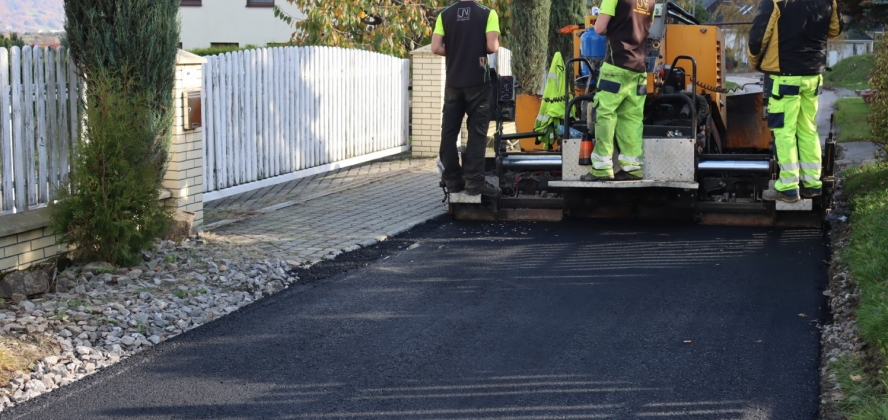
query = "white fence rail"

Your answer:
(0, 46), (80, 215)
(202, 46), (410, 200)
